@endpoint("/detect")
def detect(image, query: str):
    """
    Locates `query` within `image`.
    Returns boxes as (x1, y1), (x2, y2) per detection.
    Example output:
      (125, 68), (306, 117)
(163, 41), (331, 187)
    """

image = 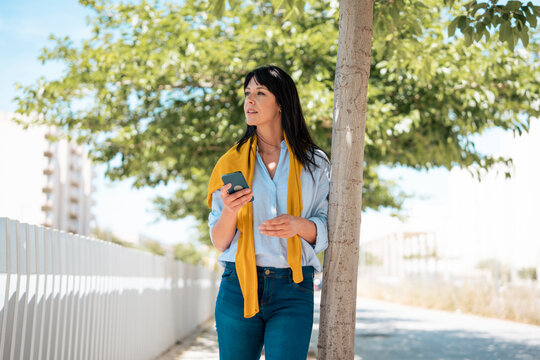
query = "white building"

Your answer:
(444, 121), (540, 271)
(361, 119), (540, 277)
(0, 111), (95, 235)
